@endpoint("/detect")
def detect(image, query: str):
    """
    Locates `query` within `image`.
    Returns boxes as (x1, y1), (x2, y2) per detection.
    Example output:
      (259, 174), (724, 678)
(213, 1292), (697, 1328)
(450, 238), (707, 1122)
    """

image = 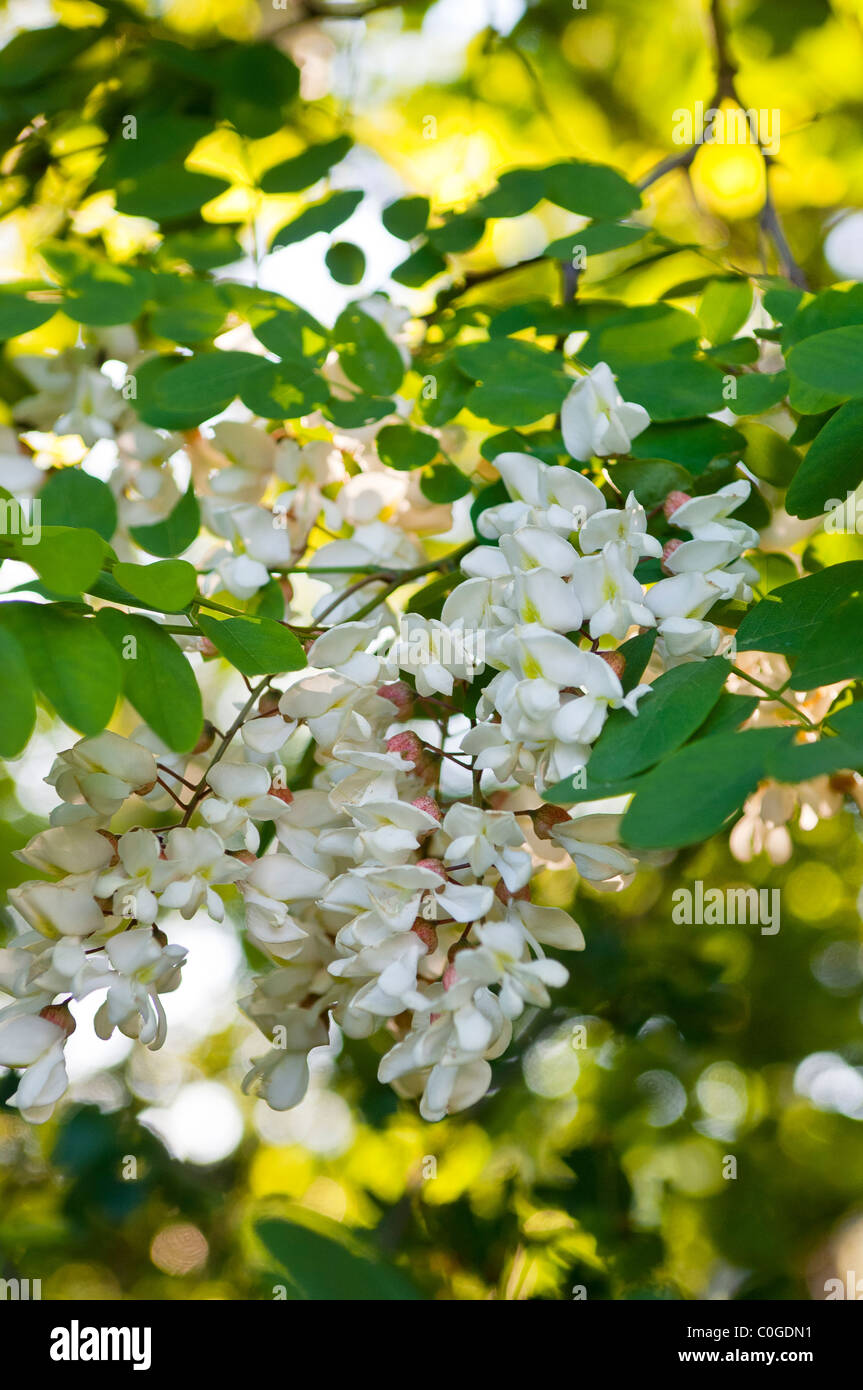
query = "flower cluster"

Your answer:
(0, 351), (762, 1124)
